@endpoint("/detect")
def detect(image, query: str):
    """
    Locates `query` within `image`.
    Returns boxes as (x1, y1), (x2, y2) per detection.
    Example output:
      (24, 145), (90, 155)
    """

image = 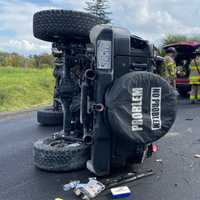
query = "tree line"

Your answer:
(161, 34), (200, 46)
(0, 52), (54, 68)
(1, 34), (200, 68)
